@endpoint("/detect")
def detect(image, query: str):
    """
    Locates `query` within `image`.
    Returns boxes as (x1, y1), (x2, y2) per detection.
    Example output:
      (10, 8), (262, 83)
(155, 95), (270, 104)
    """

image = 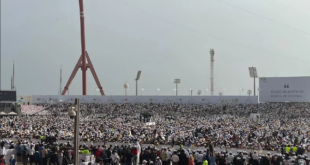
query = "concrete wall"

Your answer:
(32, 95), (258, 104)
(17, 95), (32, 105)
